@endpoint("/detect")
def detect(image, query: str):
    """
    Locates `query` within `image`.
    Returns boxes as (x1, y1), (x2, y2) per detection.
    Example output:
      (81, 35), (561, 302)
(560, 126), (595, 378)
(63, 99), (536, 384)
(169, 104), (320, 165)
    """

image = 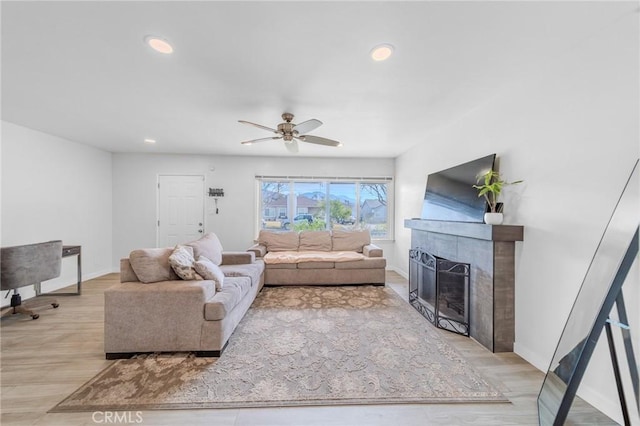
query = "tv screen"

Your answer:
(421, 154), (496, 222)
